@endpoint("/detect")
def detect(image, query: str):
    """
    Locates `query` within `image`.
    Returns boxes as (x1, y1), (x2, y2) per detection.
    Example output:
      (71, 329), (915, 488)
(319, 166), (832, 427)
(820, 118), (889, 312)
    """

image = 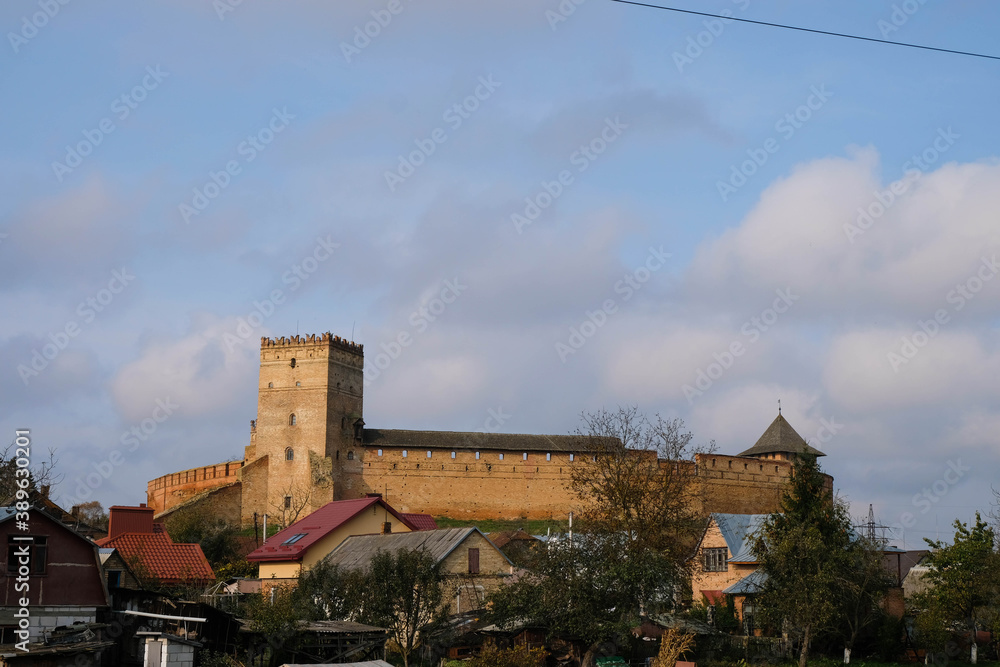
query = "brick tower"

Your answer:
(240, 333), (365, 524)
